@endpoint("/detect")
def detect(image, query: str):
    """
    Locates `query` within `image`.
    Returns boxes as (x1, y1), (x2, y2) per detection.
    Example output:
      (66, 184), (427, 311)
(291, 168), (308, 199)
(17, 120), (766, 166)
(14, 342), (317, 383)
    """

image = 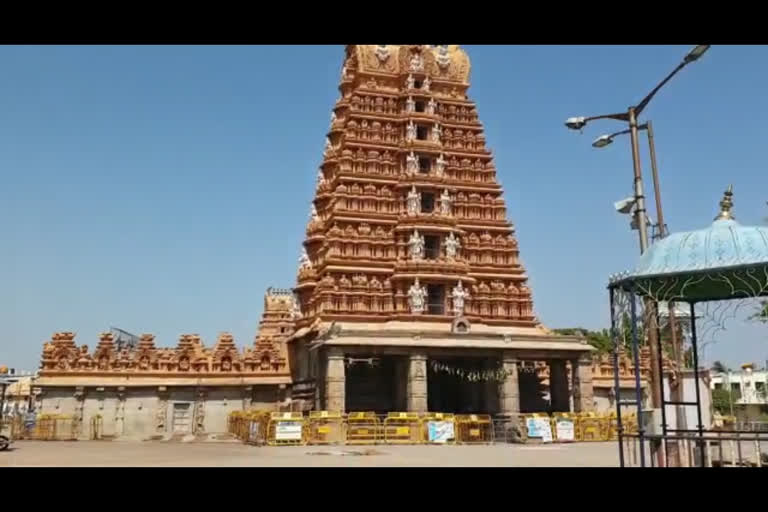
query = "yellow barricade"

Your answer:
(307, 411), (345, 445)
(605, 412), (620, 441)
(421, 413), (457, 444)
(383, 412), (422, 444)
(228, 411), (249, 440)
(267, 412), (306, 446)
(520, 413), (552, 443)
(245, 410), (270, 445)
(603, 412), (638, 440)
(456, 414), (494, 444)
(227, 410), (270, 445)
(518, 413), (534, 442)
(345, 411), (380, 445)
(551, 413), (577, 443)
(578, 413), (608, 442)
(227, 411), (241, 437)
(29, 414), (77, 441)
(623, 413), (638, 436)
